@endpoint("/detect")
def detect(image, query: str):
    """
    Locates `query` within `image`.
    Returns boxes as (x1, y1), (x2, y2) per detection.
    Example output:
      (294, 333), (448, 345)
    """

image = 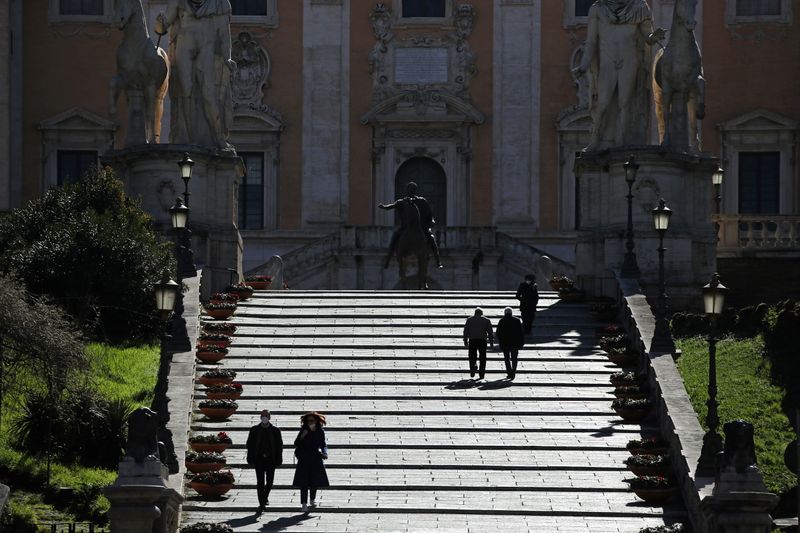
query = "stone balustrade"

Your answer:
(717, 214), (800, 253)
